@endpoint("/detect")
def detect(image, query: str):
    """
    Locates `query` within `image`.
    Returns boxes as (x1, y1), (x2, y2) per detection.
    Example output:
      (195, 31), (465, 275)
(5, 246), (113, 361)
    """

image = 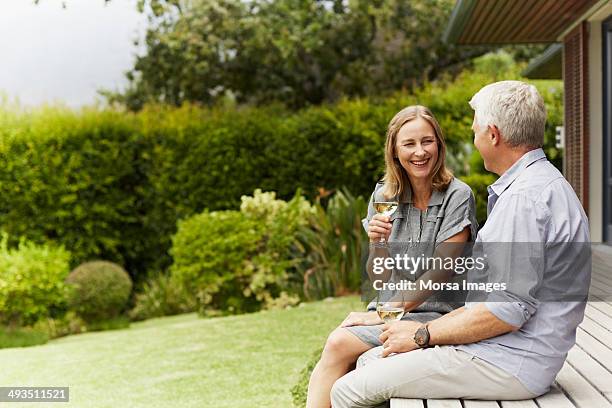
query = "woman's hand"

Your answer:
(340, 311), (383, 327)
(367, 214), (393, 242)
